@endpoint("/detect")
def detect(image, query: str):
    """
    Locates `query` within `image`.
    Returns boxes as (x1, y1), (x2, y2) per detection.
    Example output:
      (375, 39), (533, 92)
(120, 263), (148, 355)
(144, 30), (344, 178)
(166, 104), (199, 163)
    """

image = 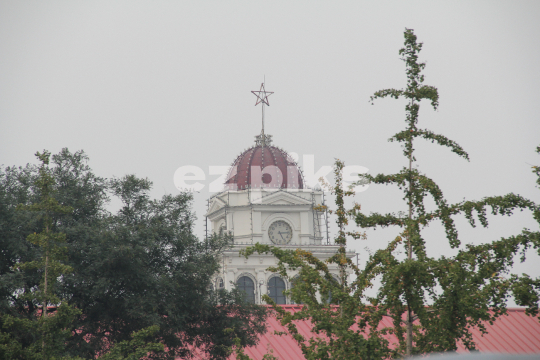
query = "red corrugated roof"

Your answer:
(460, 308), (540, 354)
(187, 306), (540, 359)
